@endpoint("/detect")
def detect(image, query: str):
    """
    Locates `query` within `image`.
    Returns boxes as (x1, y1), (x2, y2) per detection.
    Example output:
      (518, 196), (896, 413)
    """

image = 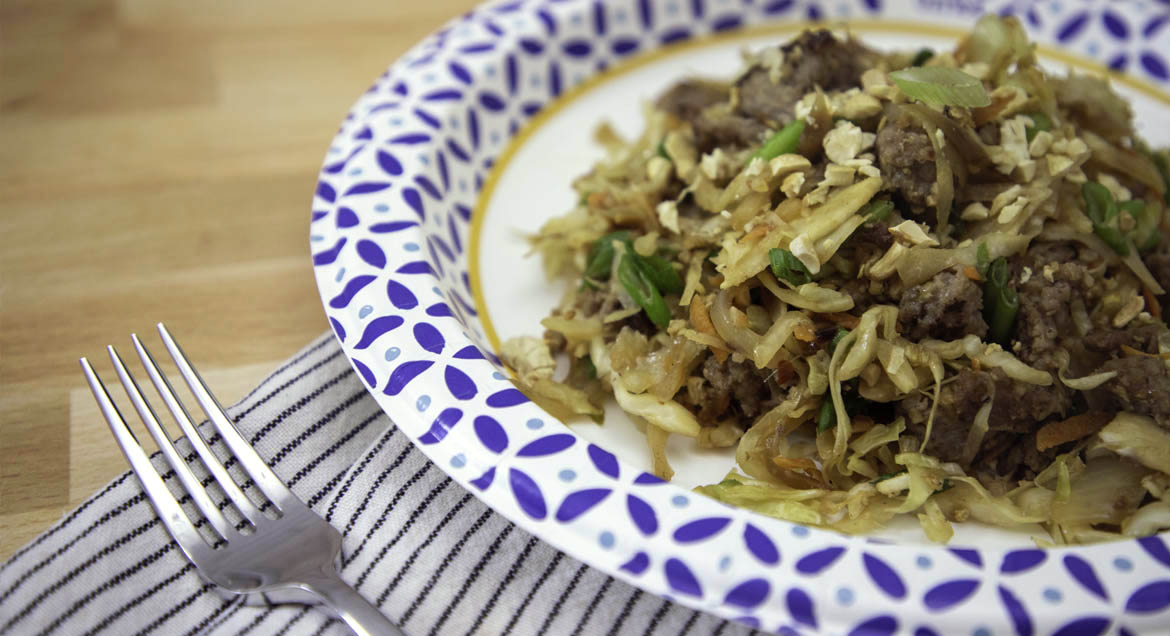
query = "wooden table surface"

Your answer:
(0, 0), (478, 560)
